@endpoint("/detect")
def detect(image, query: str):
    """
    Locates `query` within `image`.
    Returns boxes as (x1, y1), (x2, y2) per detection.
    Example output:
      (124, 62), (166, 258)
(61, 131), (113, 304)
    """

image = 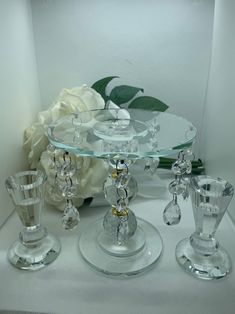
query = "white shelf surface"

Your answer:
(0, 193), (235, 314)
